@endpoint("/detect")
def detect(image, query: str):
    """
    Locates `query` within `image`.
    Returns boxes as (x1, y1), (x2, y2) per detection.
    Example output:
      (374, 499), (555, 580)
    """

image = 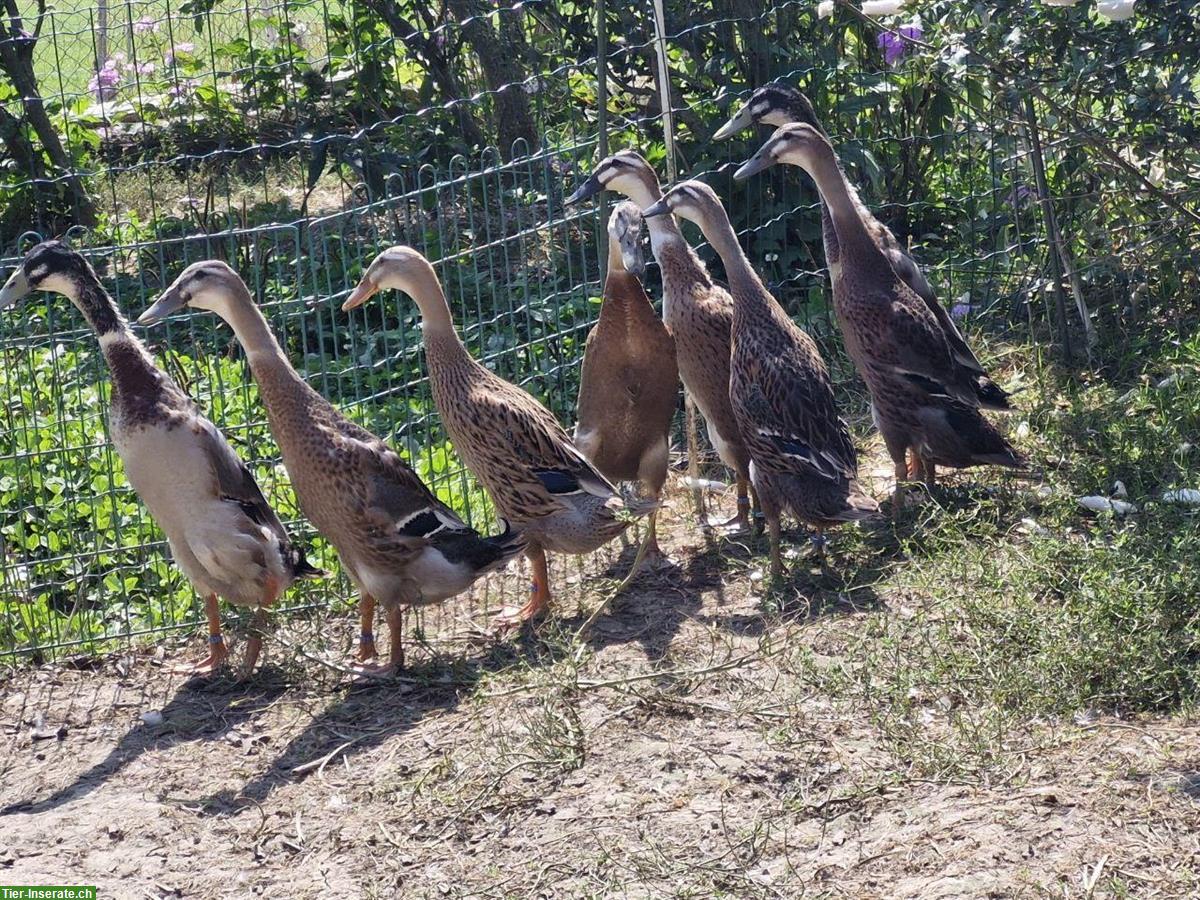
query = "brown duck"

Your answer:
(736, 125), (1024, 508)
(139, 262), (525, 675)
(718, 83), (1014, 483)
(575, 201), (679, 564)
(644, 181), (878, 578)
(345, 247), (650, 627)
(566, 150), (755, 531)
